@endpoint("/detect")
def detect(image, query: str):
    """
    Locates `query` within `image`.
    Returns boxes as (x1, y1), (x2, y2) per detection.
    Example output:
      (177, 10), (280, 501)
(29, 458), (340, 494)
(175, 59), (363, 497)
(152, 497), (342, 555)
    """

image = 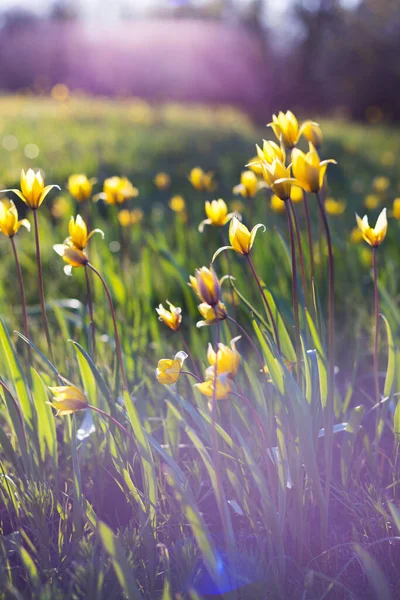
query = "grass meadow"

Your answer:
(0, 95), (400, 599)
